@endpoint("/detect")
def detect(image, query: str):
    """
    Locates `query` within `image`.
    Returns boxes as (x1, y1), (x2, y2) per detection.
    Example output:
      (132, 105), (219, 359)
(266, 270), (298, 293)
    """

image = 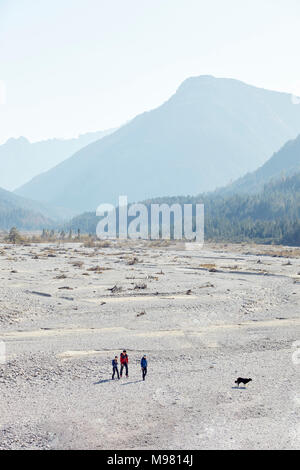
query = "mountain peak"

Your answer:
(5, 136), (30, 146)
(175, 75), (267, 97)
(176, 74), (217, 92)
(15, 77), (300, 212)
